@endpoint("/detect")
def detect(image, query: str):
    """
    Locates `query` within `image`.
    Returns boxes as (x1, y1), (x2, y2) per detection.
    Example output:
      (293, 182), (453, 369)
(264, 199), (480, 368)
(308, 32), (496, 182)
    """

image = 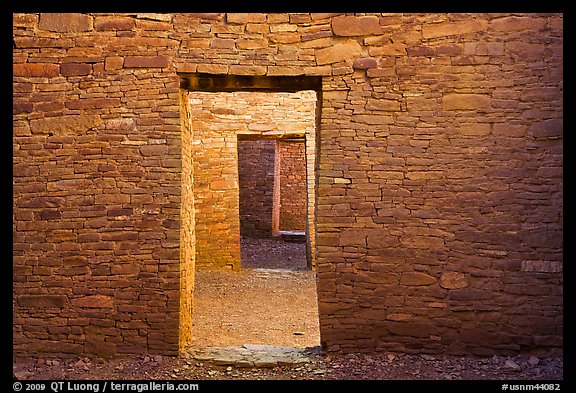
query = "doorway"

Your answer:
(238, 136), (309, 270)
(180, 73), (322, 349)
